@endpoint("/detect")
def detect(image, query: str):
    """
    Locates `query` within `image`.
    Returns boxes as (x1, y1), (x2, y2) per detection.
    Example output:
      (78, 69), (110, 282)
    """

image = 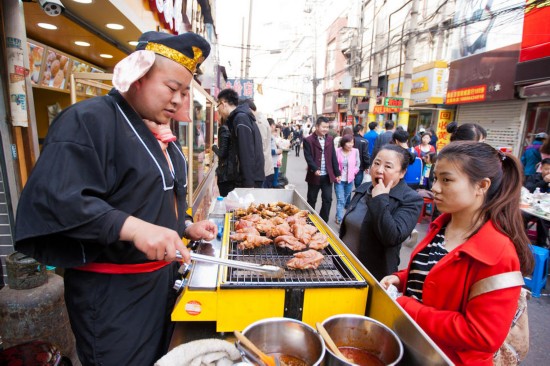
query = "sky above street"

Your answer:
(215, 0), (312, 112)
